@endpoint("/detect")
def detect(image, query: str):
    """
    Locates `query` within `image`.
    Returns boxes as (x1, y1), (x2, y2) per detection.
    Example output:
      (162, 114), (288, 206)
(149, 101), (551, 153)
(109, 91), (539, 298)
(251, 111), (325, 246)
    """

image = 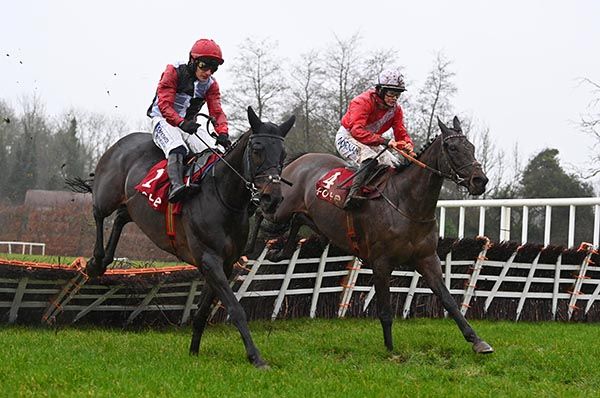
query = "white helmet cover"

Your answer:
(377, 68), (406, 91)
